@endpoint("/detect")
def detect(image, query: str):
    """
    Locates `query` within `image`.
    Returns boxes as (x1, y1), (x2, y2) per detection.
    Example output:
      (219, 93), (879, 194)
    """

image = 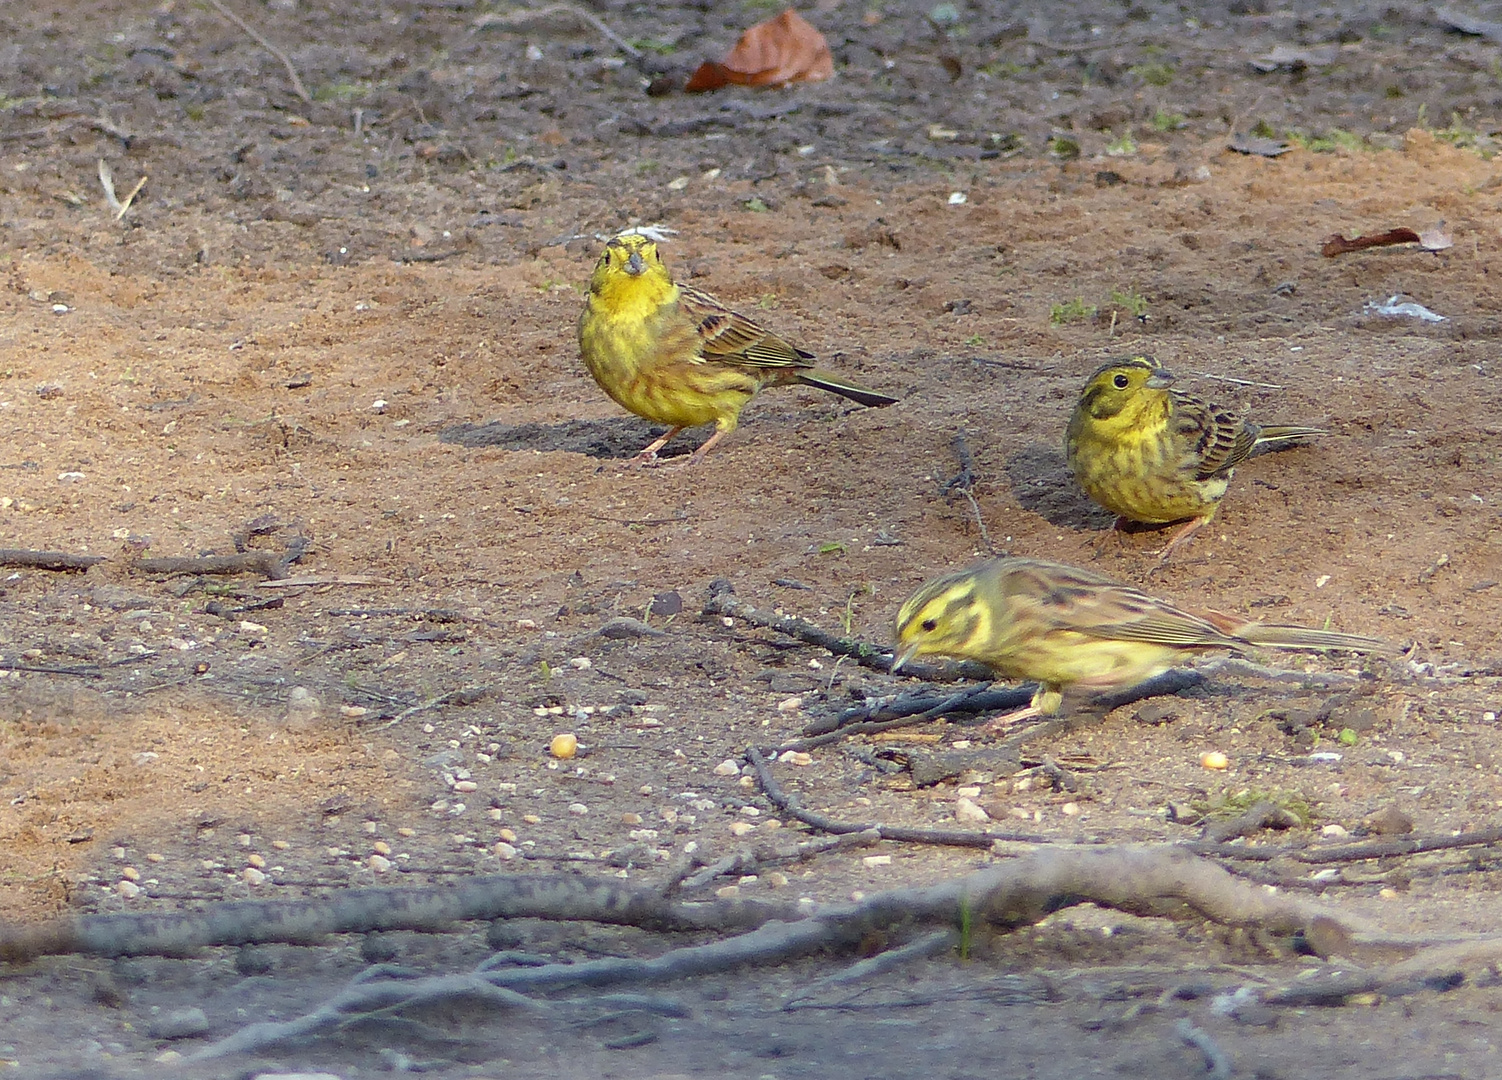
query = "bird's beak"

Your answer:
(625, 251), (645, 276)
(1145, 369), (1175, 389)
(890, 643), (920, 673)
